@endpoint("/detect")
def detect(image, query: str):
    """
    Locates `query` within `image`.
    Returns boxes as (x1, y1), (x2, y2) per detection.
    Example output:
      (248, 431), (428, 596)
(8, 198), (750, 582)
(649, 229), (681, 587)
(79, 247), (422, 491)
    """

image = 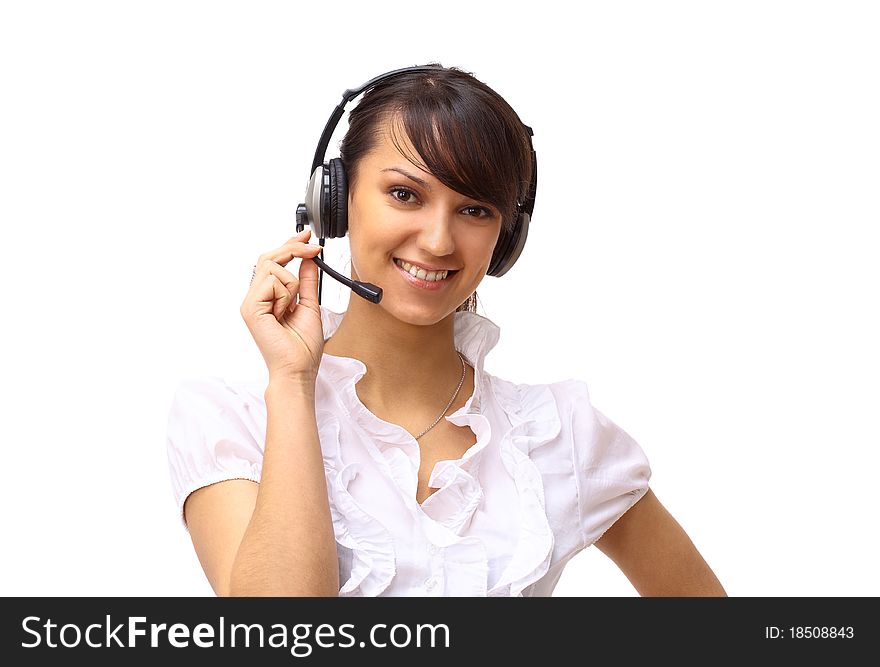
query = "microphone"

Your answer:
(295, 212), (383, 304)
(310, 250), (383, 304)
